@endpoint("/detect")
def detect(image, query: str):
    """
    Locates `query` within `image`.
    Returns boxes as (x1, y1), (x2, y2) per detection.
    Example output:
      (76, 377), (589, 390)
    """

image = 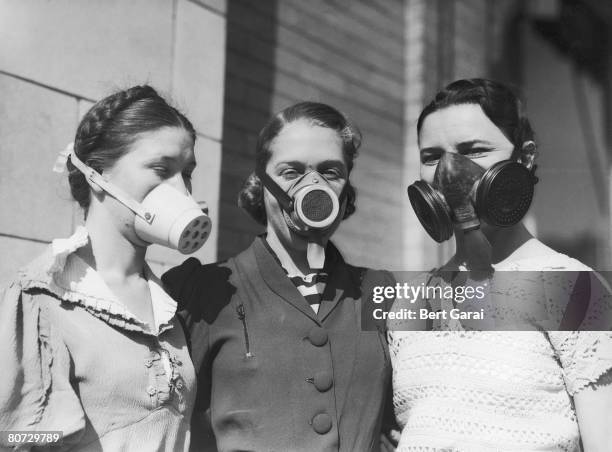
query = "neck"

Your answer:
(78, 207), (147, 283)
(453, 222), (533, 267)
(265, 227), (325, 275)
